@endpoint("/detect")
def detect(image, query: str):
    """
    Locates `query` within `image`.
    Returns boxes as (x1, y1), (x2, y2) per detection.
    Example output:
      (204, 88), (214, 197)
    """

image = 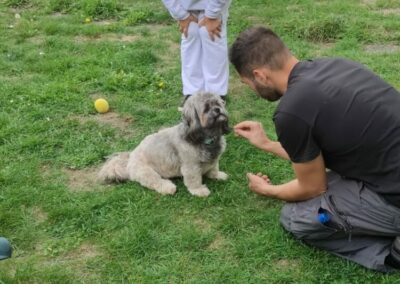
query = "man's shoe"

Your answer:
(0, 237), (12, 260)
